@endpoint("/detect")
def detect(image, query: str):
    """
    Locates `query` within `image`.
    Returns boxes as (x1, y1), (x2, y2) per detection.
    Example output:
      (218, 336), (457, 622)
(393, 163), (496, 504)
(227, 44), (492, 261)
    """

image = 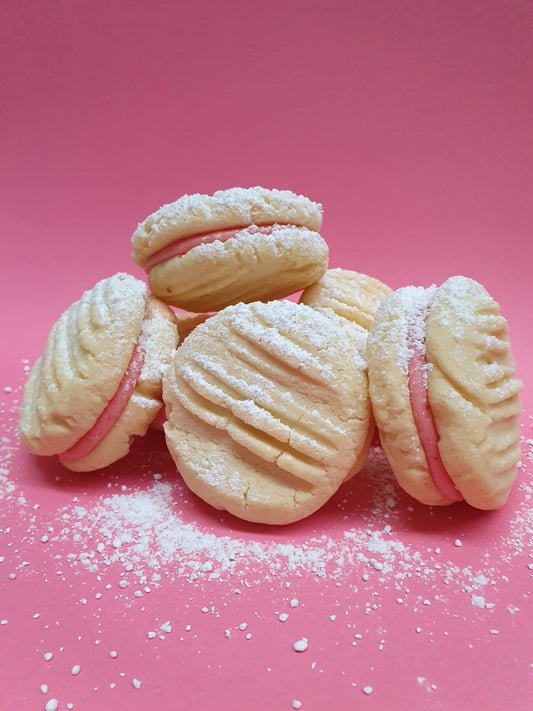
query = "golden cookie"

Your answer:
(163, 300), (373, 524)
(300, 268), (392, 330)
(18, 273), (178, 471)
(131, 187), (328, 312)
(175, 311), (211, 342)
(366, 276), (523, 509)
